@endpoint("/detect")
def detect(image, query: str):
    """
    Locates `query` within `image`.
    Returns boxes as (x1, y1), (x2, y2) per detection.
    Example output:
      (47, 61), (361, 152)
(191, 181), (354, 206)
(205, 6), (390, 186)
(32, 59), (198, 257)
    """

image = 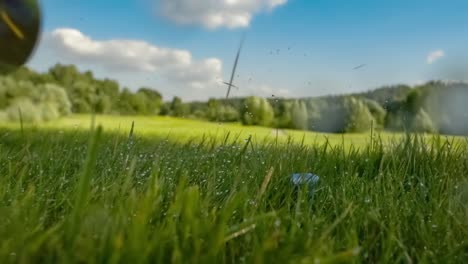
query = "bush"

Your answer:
(40, 103), (61, 122)
(39, 83), (72, 116)
(6, 98), (42, 123)
(204, 99), (240, 122)
(218, 106), (240, 122)
(0, 77), (72, 122)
